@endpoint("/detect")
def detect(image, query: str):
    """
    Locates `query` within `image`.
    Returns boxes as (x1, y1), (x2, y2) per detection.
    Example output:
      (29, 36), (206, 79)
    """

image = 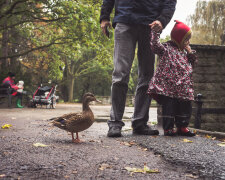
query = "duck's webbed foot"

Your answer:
(71, 132), (82, 143)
